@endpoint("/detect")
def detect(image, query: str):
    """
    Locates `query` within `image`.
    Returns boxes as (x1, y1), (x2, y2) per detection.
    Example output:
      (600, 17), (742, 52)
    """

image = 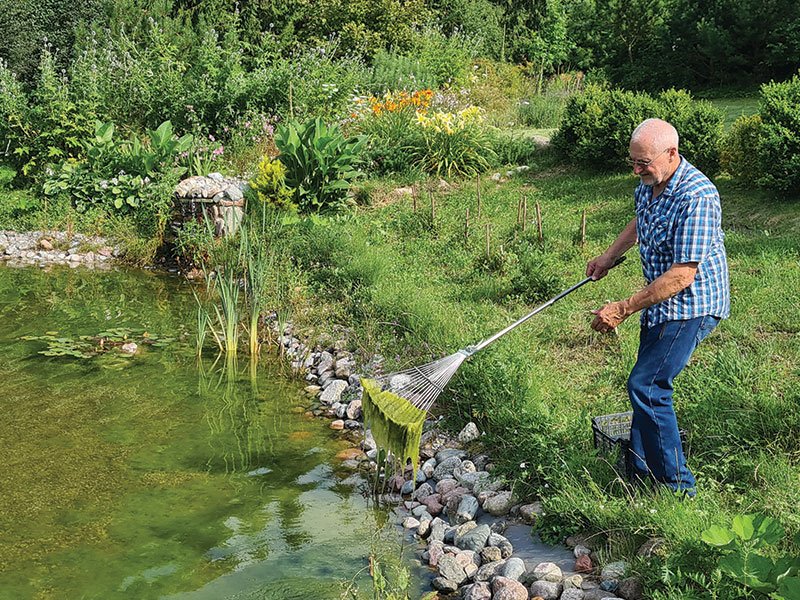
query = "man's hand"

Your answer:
(586, 254), (618, 281)
(591, 300), (631, 333)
